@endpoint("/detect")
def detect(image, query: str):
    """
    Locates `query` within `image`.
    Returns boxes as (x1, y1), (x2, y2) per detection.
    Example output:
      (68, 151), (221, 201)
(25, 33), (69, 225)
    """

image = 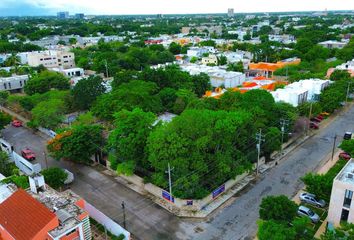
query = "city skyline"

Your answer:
(0, 0), (353, 16)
